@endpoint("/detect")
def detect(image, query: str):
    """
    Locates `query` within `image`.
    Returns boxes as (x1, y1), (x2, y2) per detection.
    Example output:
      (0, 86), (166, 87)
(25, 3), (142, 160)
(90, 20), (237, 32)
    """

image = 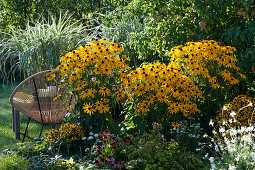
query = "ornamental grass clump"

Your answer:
(215, 95), (255, 127)
(169, 40), (246, 89)
(0, 13), (91, 80)
(55, 39), (130, 116)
